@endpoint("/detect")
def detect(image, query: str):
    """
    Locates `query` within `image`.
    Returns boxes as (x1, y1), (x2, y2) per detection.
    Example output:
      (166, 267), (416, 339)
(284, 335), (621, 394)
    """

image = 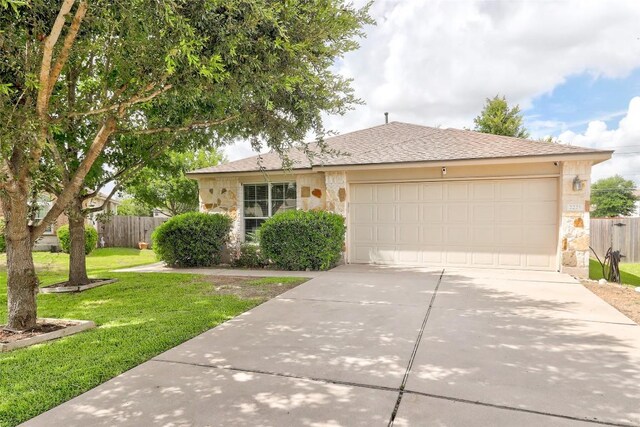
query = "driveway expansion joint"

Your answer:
(402, 390), (638, 427)
(388, 268), (445, 426)
(278, 296), (429, 307)
(151, 358), (400, 394)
